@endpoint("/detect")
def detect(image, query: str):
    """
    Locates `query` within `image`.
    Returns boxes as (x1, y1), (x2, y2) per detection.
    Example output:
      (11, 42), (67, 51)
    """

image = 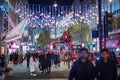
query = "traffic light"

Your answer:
(64, 34), (69, 42)
(63, 34), (71, 43)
